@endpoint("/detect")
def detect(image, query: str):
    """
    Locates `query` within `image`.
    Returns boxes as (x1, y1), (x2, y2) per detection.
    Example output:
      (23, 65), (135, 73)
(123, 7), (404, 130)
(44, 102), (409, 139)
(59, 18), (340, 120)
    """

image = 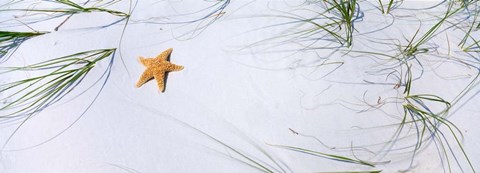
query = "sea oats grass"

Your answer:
(0, 31), (47, 62)
(0, 48), (116, 120)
